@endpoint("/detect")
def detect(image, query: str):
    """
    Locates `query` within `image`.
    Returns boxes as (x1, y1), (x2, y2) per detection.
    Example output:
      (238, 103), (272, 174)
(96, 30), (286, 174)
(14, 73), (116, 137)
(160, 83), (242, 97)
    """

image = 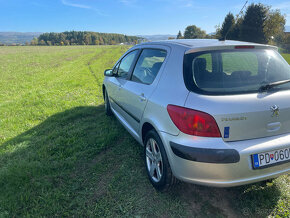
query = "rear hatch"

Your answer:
(184, 91), (290, 141)
(183, 45), (290, 141)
